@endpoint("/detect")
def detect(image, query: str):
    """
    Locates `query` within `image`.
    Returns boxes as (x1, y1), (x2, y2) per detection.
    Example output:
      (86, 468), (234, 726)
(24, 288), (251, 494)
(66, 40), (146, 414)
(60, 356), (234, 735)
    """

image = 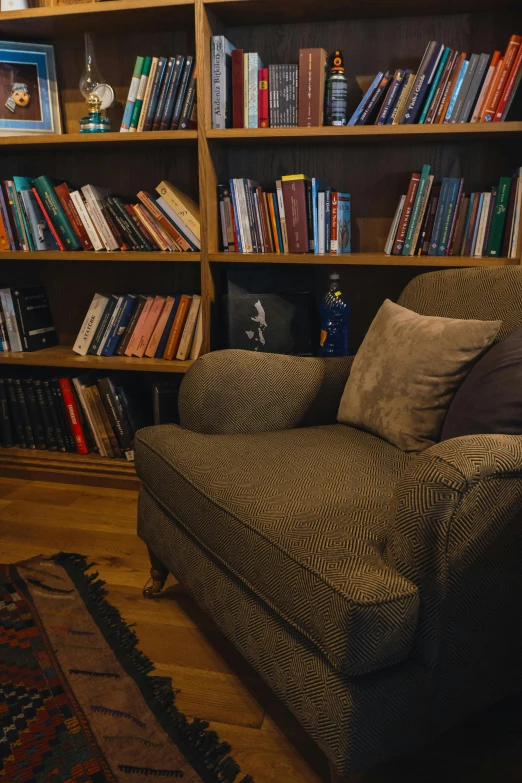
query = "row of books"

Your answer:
(356, 34), (522, 126)
(0, 374), (140, 460)
(218, 176), (351, 254)
(0, 177), (200, 253)
(74, 292), (202, 362)
(0, 287), (56, 353)
(120, 54), (197, 132)
(386, 165), (522, 259)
